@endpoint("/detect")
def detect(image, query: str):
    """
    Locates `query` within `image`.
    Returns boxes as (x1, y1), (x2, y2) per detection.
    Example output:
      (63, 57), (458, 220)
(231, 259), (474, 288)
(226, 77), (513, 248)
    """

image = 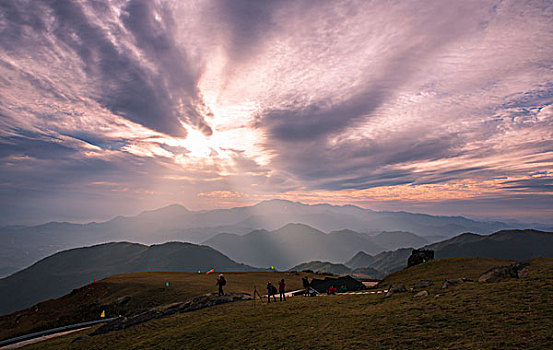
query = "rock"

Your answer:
(518, 266), (530, 278)
(114, 296), (131, 306)
(442, 278), (473, 289)
(385, 284), (407, 298)
(414, 290), (429, 298)
(478, 262), (530, 282)
(407, 249), (434, 267)
(414, 280), (434, 289)
(90, 292), (252, 337)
